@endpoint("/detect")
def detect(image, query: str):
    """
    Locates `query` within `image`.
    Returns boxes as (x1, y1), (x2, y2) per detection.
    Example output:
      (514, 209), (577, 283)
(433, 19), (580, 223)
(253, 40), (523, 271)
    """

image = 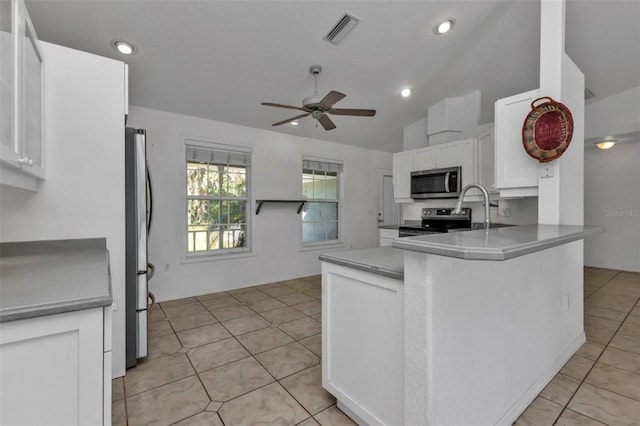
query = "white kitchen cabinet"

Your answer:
(322, 261), (404, 426)
(435, 142), (462, 168)
(0, 306), (112, 425)
(412, 146), (434, 171)
(379, 228), (399, 247)
(495, 88), (540, 197)
(0, 0), (45, 190)
(392, 150), (413, 202)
